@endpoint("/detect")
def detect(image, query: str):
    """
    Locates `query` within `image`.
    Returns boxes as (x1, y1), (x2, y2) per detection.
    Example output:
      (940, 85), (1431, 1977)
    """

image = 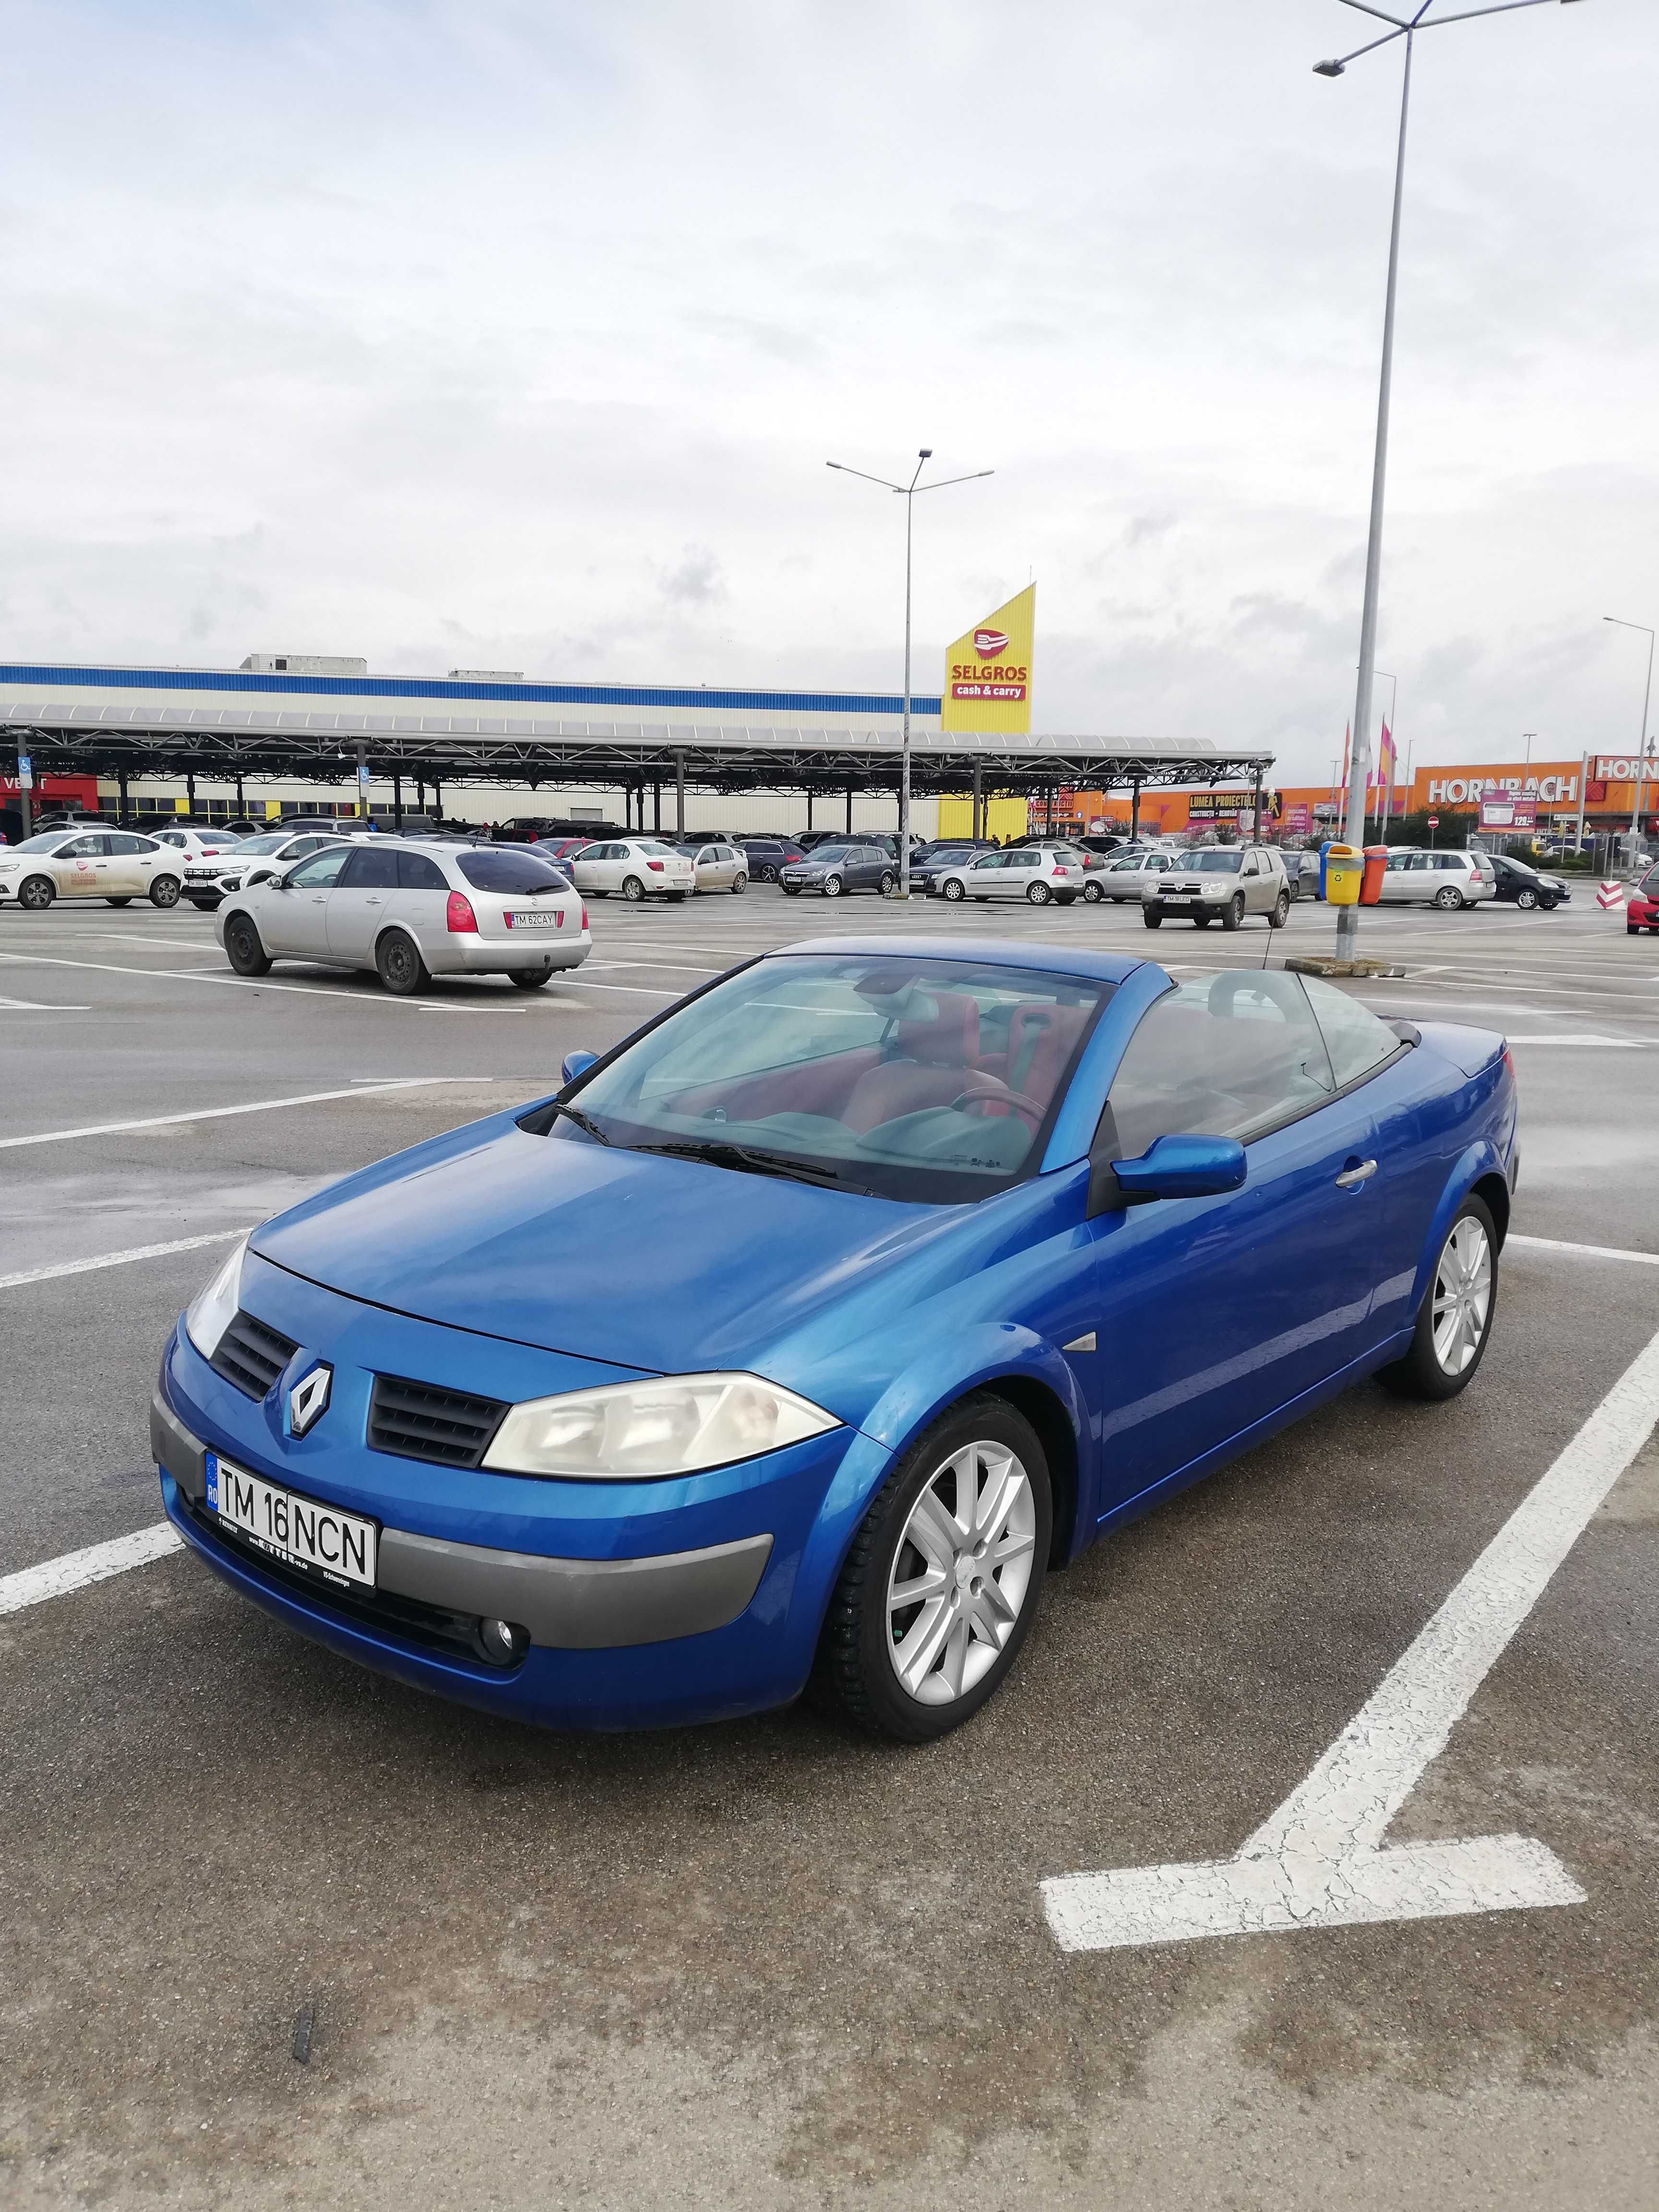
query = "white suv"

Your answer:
(1376, 848), (1497, 910)
(1143, 845), (1291, 930)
